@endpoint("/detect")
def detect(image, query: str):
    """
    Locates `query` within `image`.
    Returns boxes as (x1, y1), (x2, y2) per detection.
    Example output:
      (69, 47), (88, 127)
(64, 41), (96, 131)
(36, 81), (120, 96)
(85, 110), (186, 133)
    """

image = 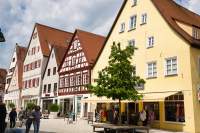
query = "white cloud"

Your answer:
(0, 0), (122, 68)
